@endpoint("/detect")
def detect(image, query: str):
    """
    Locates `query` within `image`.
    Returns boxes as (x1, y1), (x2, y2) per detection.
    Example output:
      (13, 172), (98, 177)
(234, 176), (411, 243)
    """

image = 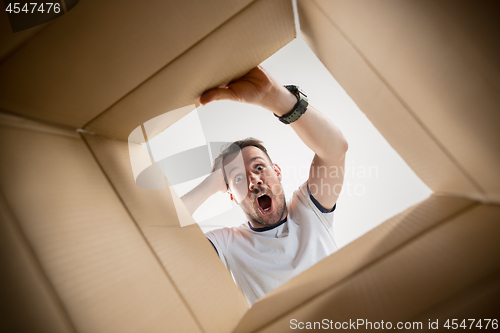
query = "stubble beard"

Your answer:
(243, 185), (287, 228)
